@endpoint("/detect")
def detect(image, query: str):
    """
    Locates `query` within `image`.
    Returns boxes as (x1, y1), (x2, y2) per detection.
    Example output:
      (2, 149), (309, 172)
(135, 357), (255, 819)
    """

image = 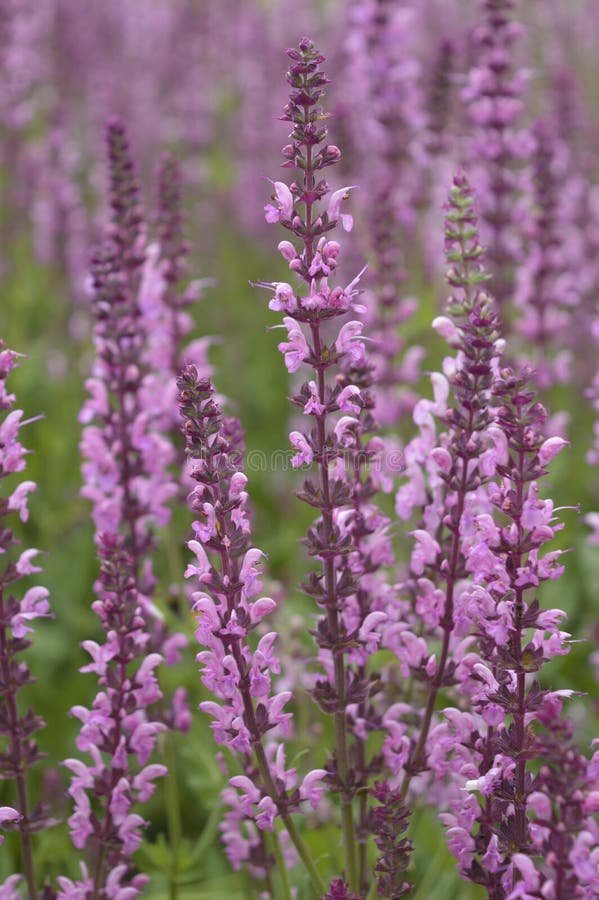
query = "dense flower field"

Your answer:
(1, 1), (598, 897)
